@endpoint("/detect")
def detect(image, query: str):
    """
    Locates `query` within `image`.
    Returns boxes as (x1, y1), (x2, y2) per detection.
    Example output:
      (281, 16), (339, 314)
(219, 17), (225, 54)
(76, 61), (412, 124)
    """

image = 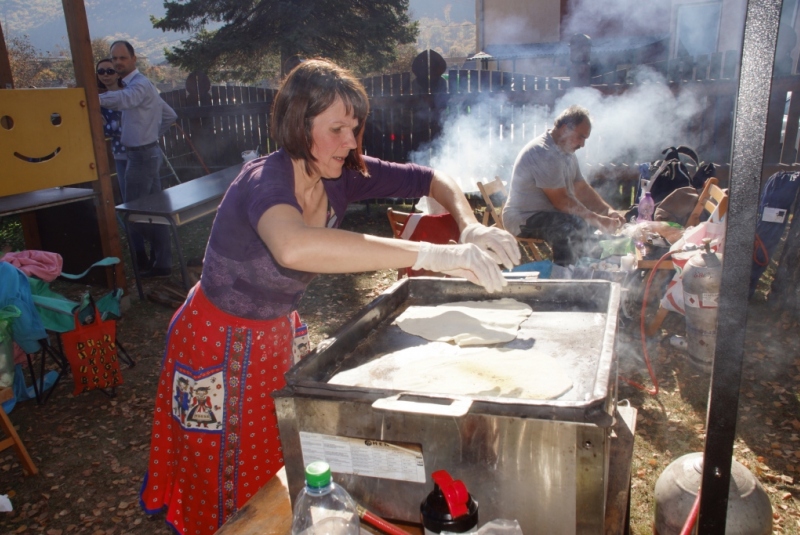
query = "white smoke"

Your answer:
(409, 66), (703, 193)
(562, 0), (667, 38)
